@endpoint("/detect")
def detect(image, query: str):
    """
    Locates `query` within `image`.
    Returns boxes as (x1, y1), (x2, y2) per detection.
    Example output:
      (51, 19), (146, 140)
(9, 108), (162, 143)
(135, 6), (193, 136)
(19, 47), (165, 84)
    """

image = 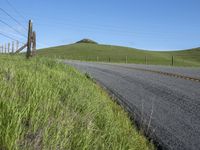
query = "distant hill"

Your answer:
(37, 43), (200, 67)
(76, 39), (98, 44)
